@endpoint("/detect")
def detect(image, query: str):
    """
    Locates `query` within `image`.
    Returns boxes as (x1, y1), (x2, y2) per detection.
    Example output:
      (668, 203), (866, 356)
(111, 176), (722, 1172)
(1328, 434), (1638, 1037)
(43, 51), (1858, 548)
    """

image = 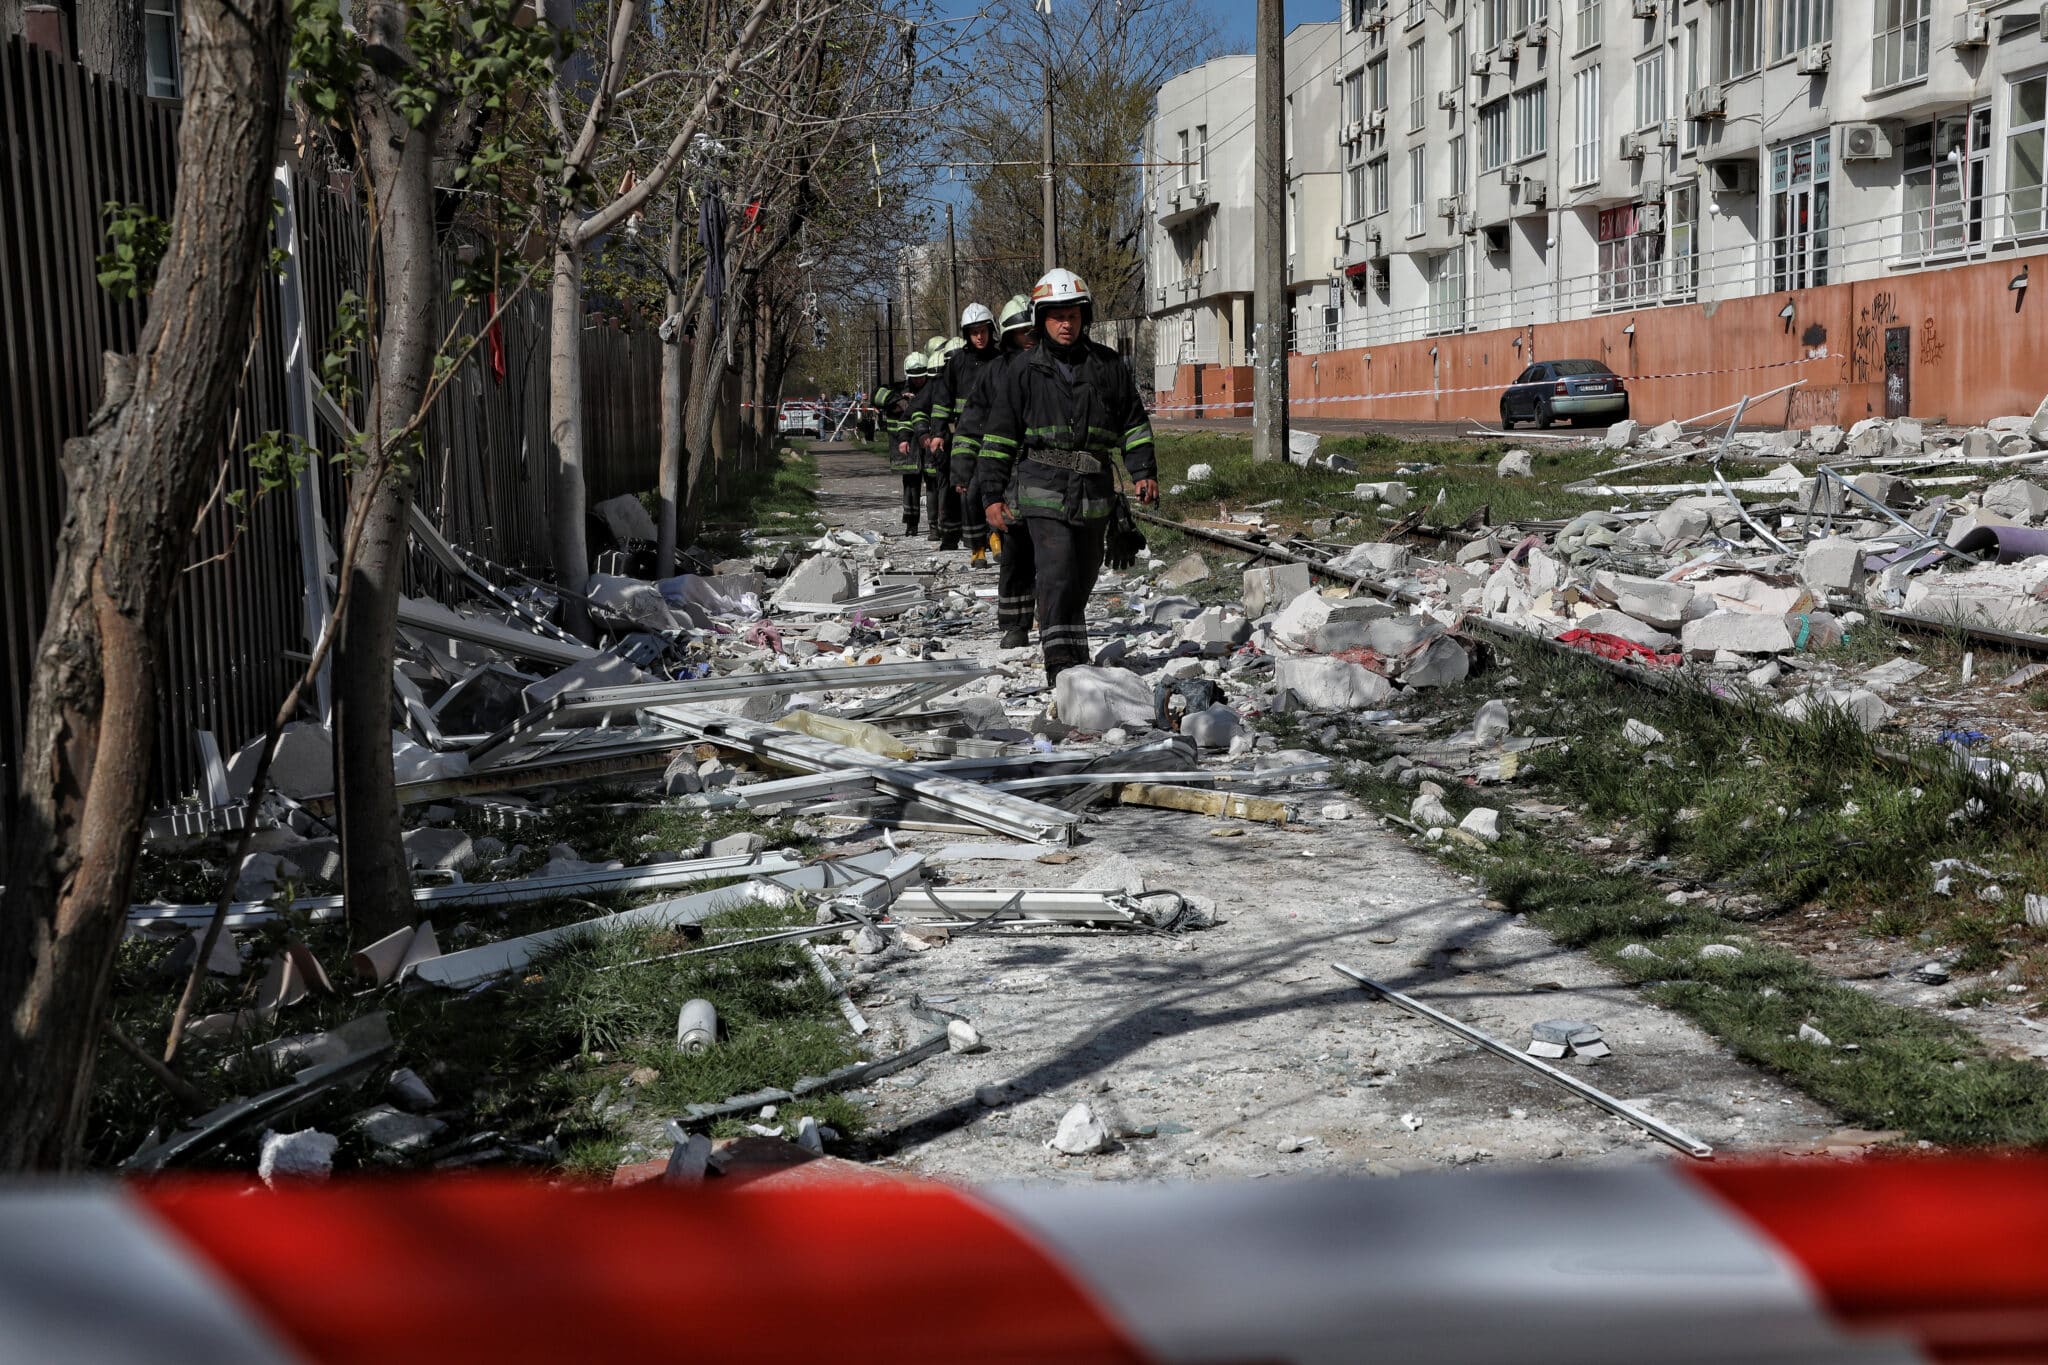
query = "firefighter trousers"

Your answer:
(996, 517), (1036, 635)
(924, 475), (963, 544)
(1026, 517), (1104, 682)
(900, 473), (922, 533)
